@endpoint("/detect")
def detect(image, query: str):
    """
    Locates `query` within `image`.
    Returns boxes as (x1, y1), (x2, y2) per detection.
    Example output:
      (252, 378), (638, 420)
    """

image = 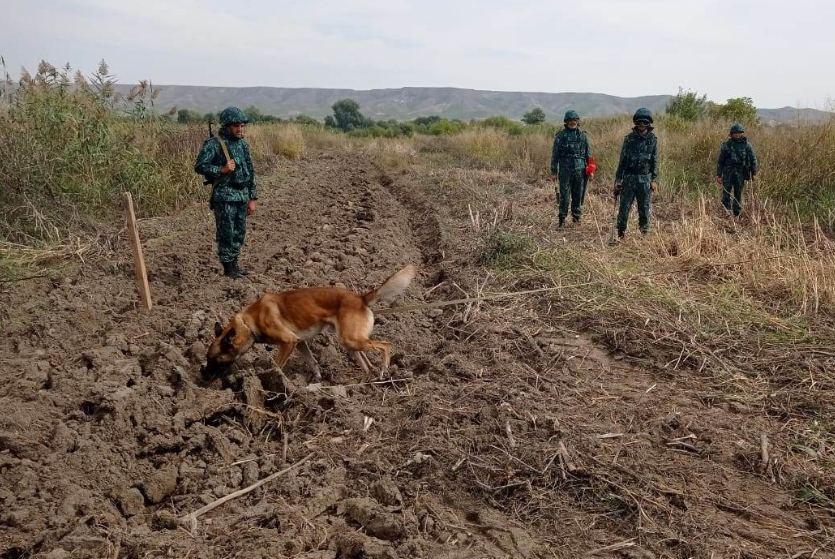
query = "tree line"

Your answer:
(176, 91), (760, 136)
